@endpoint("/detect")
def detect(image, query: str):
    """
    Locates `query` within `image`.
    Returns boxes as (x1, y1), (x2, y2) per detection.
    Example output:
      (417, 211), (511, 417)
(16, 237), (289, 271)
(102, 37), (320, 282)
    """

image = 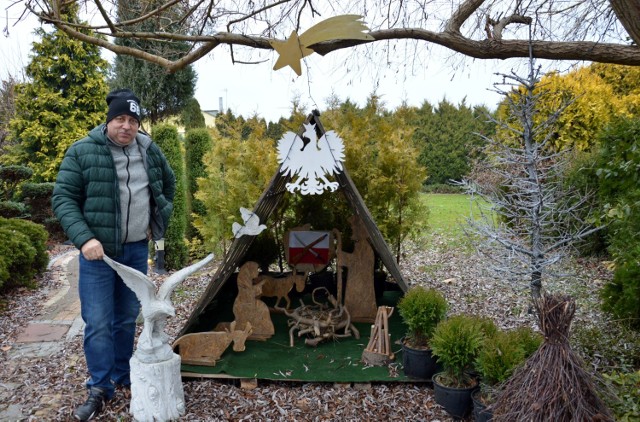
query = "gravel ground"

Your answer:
(0, 235), (619, 421)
